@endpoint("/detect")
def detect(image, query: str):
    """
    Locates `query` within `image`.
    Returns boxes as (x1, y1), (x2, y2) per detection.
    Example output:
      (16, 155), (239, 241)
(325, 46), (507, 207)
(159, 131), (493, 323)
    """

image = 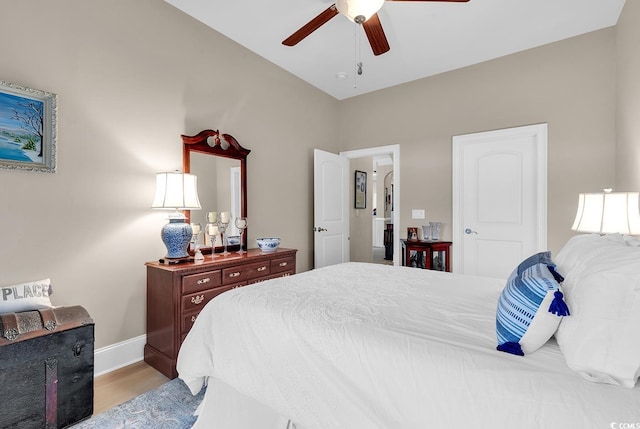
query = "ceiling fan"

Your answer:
(282, 0), (470, 56)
